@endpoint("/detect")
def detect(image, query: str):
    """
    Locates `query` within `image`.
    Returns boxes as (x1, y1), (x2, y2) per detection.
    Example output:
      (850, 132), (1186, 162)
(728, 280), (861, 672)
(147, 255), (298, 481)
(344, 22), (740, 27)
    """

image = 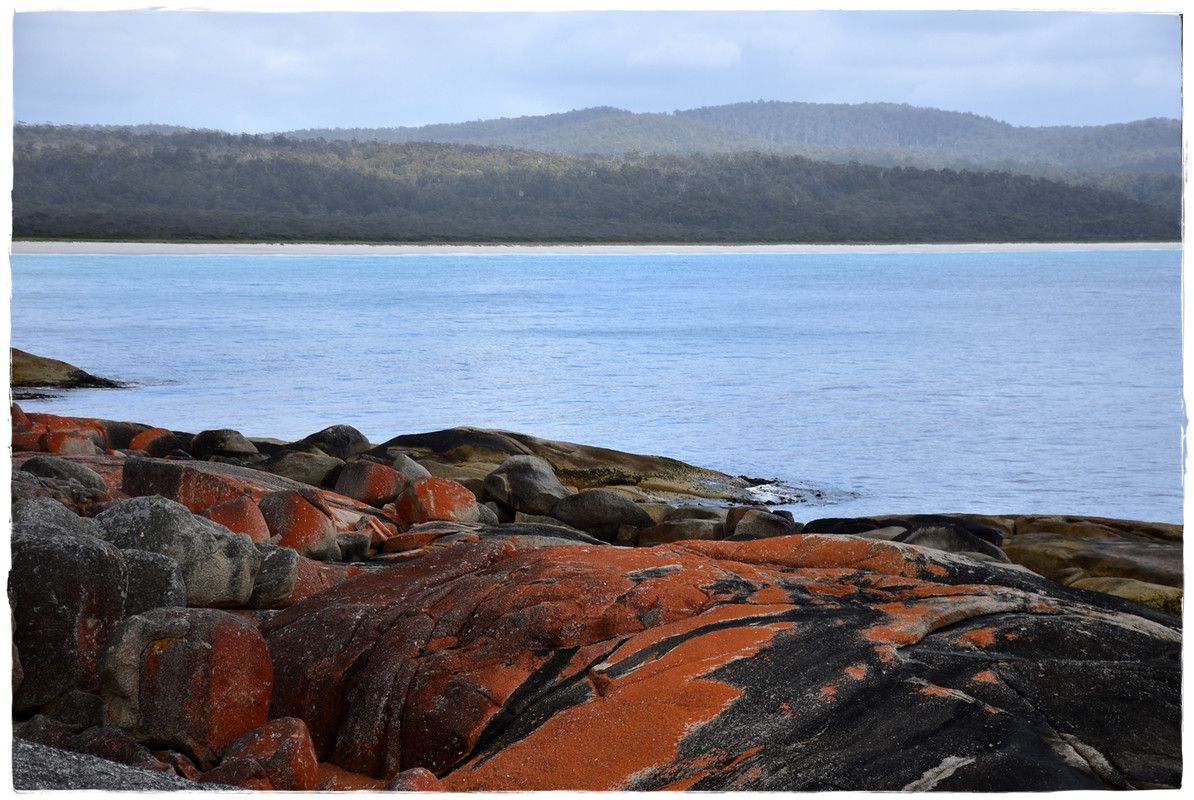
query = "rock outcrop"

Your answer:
(9, 406), (1183, 791)
(10, 348), (125, 397)
(374, 426), (802, 503)
(262, 536), (1181, 791)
